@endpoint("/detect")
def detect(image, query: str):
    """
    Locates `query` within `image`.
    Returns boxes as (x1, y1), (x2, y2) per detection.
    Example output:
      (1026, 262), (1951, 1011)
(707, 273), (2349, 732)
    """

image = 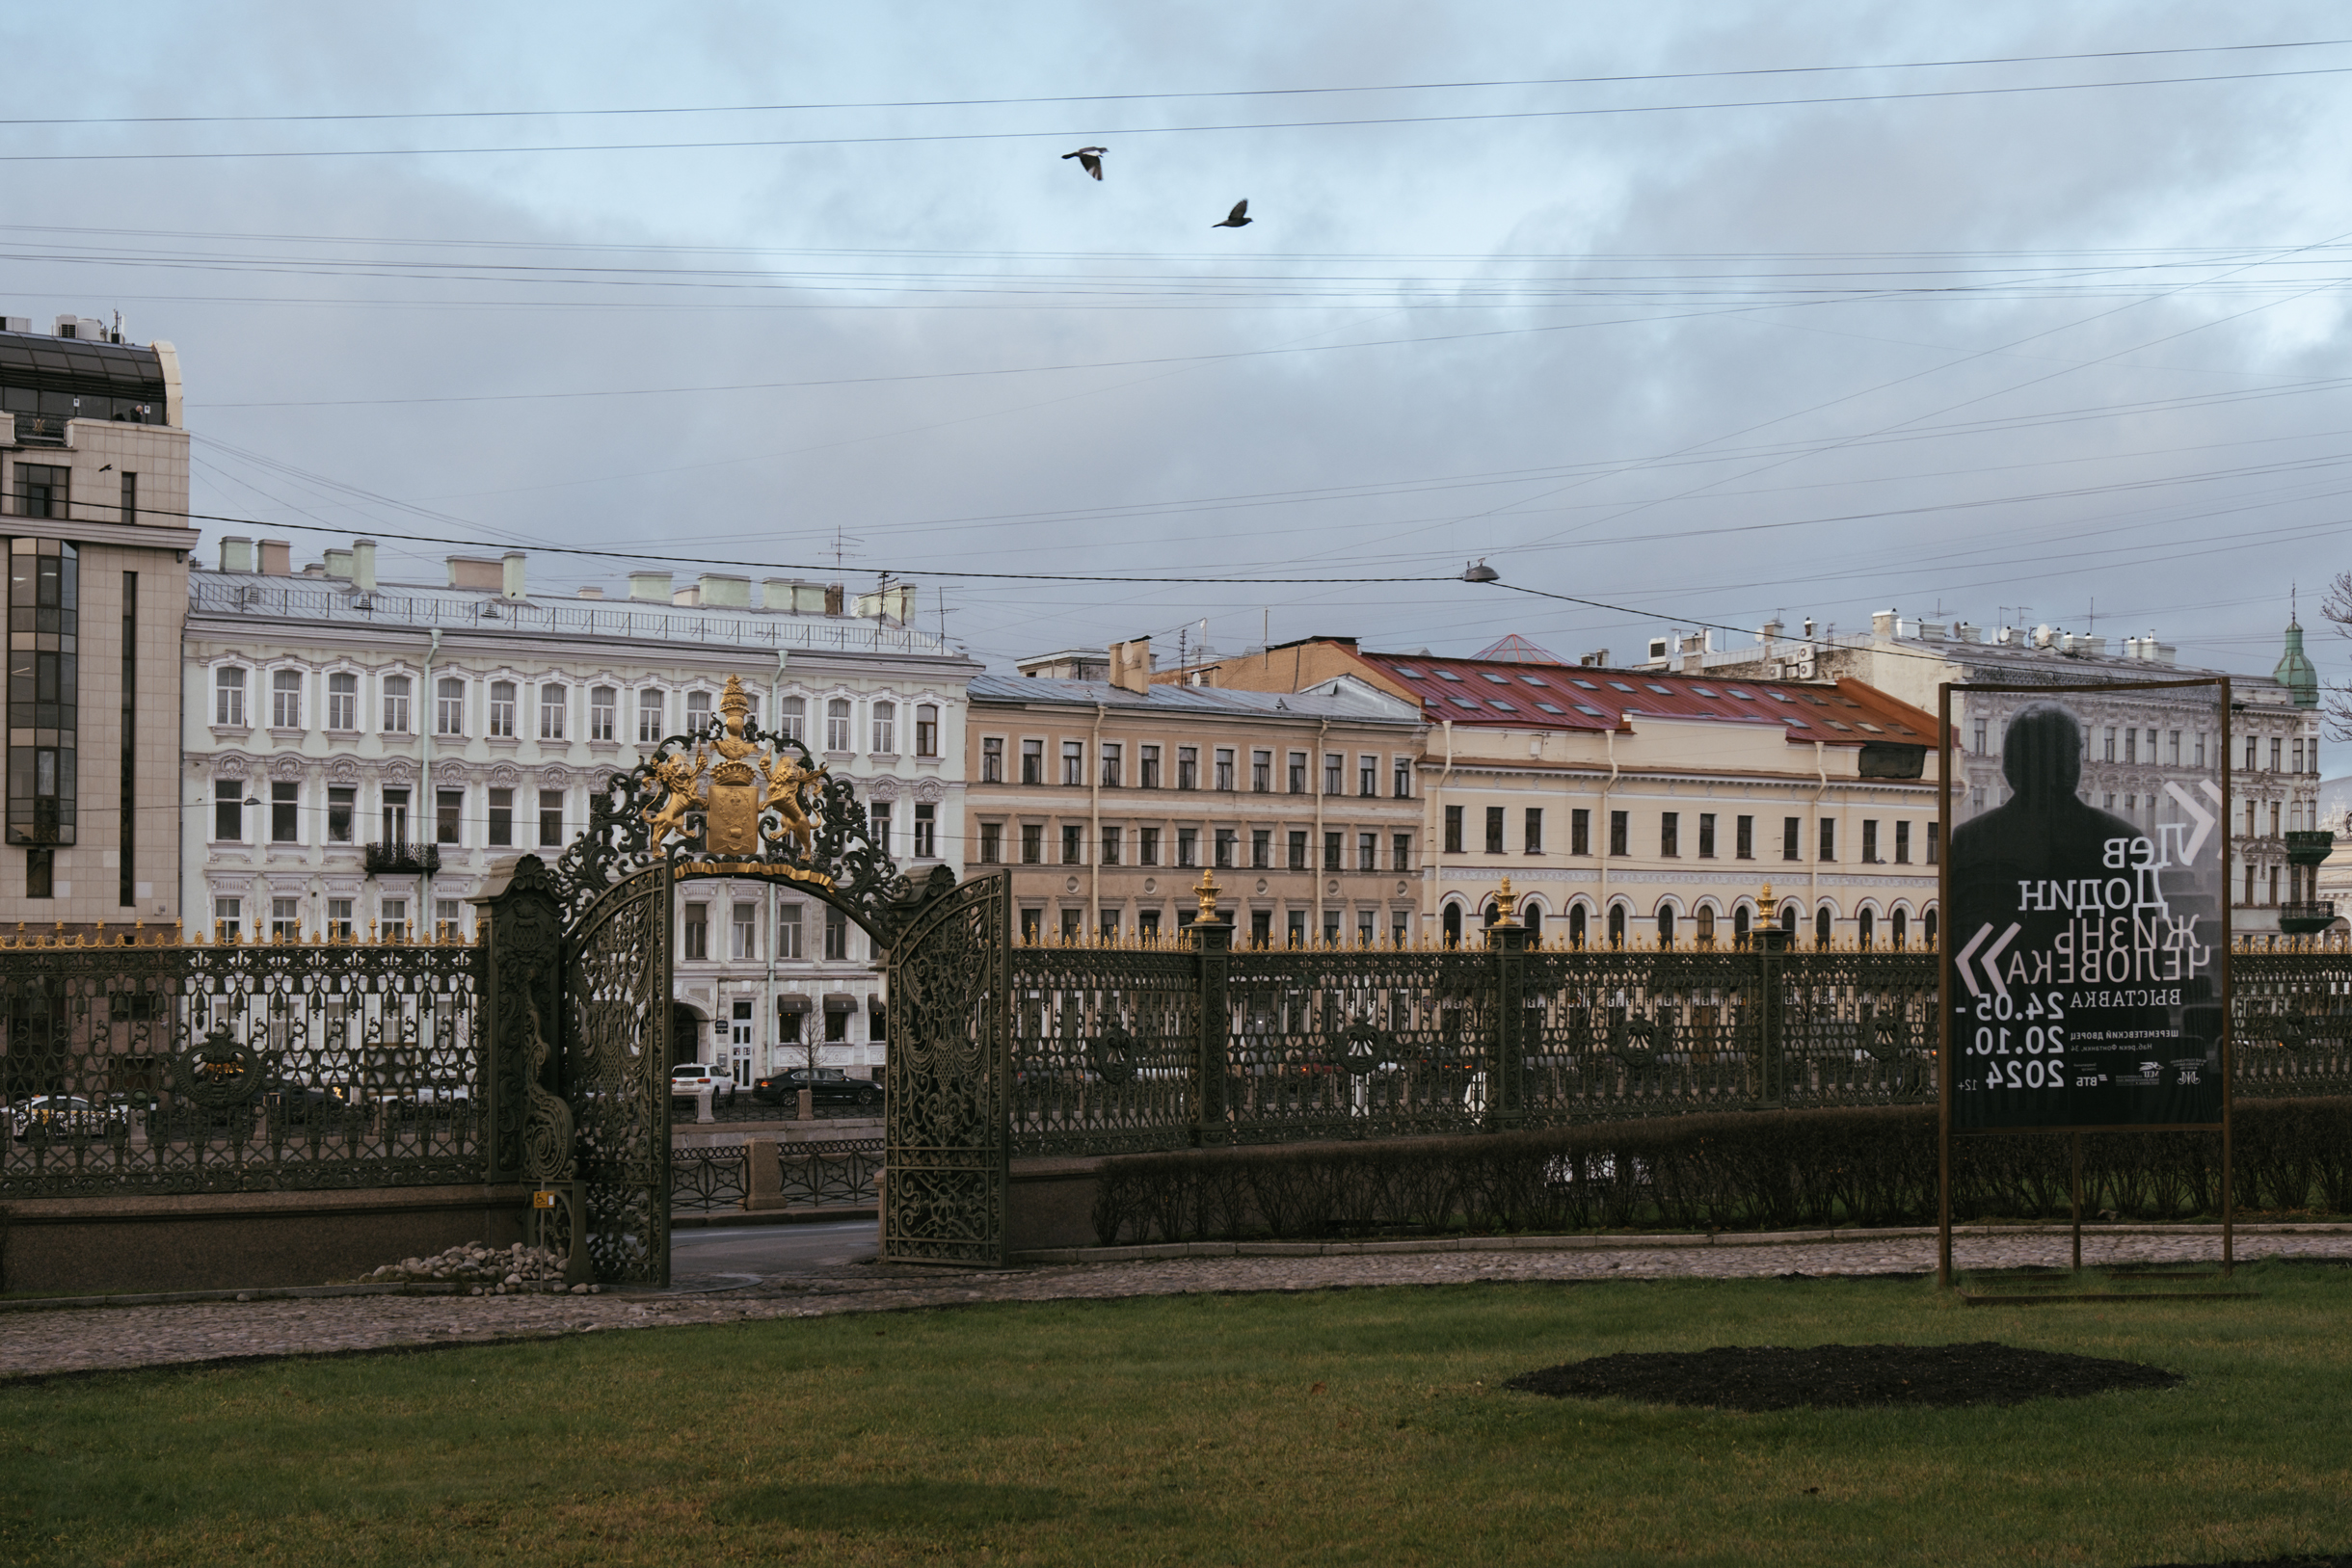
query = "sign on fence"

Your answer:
(1944, 681), (2229, 1131)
